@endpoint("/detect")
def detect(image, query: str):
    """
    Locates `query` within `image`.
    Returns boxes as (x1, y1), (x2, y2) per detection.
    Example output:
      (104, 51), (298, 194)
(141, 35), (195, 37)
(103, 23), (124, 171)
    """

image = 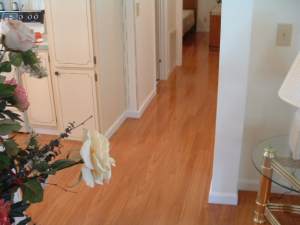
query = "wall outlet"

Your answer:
(276, 24), (293, 47)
